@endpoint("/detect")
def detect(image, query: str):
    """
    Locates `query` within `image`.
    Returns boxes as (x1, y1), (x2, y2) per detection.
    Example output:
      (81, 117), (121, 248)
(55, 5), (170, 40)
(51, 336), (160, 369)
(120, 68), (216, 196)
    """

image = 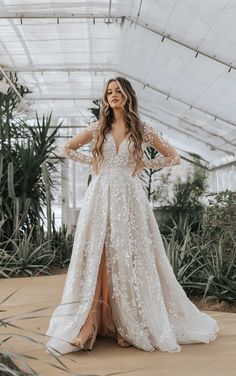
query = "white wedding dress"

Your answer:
(46, 121), (219, 355)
